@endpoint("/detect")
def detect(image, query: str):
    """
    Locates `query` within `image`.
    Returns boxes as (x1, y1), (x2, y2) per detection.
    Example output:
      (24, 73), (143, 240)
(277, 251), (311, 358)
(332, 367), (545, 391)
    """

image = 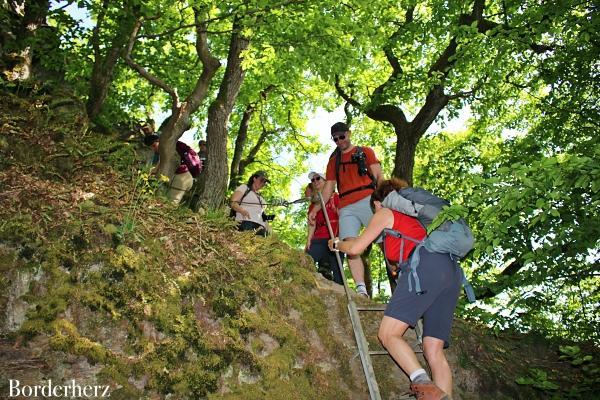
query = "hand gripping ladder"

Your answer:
(318, 193), (425, 400)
